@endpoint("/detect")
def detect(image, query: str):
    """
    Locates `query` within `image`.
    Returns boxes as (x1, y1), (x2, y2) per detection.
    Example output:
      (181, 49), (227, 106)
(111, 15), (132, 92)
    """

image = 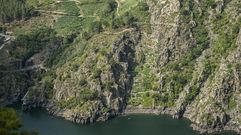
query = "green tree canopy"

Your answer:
(0, 108), (38, 135)
(0, 0), (36, 23)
